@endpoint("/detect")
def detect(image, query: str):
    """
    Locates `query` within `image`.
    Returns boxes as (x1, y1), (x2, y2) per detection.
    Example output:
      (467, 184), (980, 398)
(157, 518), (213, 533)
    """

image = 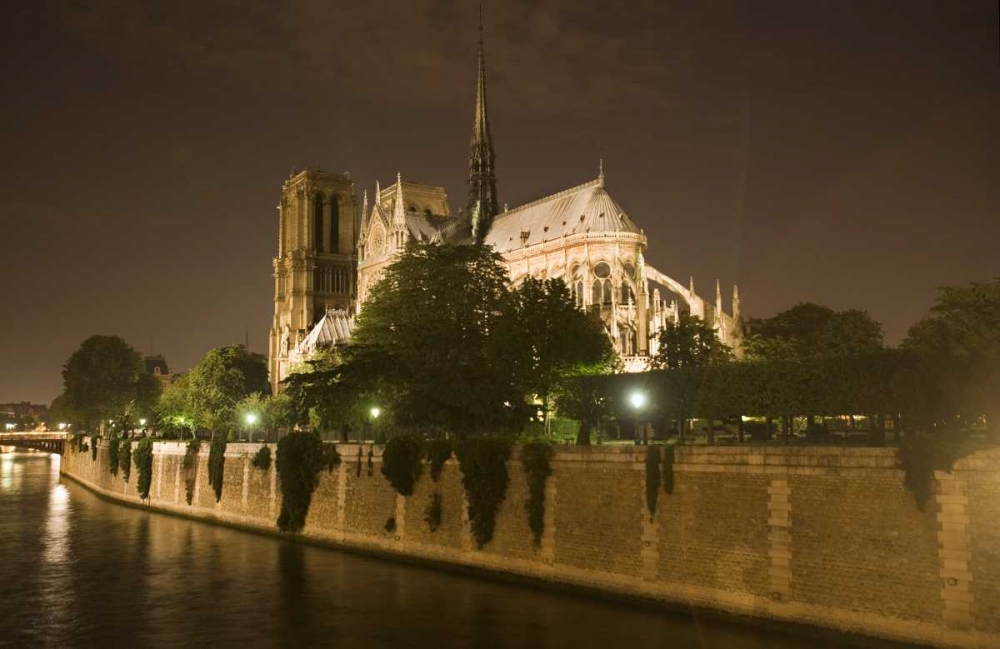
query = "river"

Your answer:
(0, 451), (886, 648)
